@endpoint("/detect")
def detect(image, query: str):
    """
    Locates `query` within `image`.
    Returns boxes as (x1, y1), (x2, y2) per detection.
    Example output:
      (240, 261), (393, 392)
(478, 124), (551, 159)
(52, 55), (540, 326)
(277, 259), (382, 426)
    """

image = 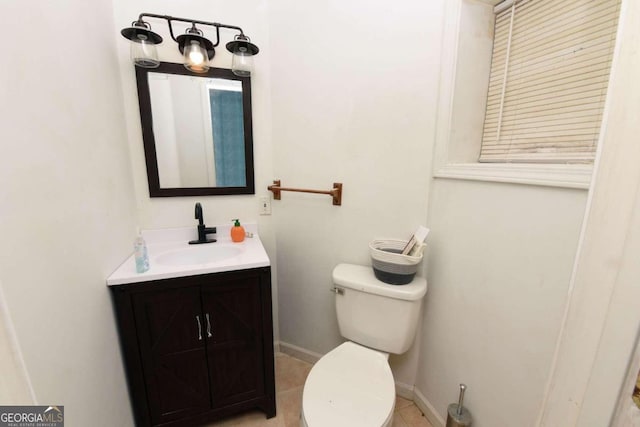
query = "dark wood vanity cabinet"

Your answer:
(110, 267), (276, 427)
